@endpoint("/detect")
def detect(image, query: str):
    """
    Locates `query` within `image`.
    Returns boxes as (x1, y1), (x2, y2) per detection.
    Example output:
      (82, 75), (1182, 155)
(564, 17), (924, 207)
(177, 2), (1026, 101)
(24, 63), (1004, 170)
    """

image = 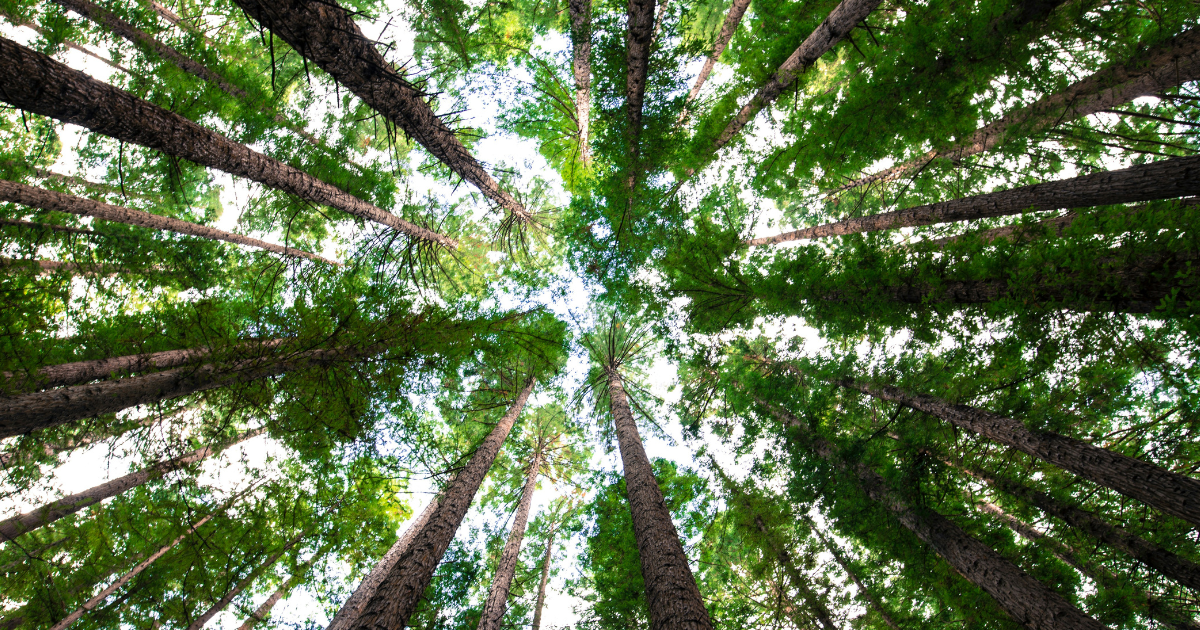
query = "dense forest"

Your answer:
(0, 0), (1197, 626)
